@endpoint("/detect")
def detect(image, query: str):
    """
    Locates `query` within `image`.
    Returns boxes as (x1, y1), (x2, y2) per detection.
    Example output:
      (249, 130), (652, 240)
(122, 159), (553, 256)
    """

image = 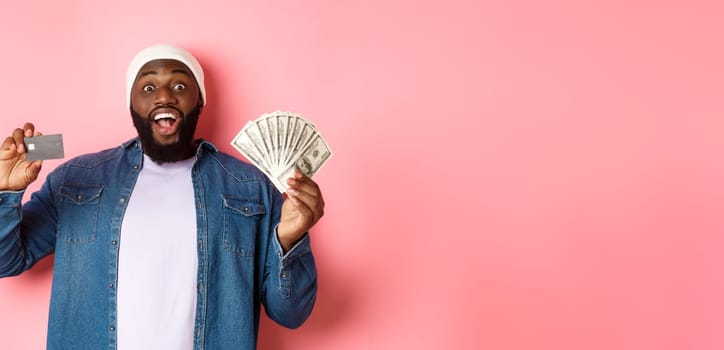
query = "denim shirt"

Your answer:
(0, 138), (317, 349)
